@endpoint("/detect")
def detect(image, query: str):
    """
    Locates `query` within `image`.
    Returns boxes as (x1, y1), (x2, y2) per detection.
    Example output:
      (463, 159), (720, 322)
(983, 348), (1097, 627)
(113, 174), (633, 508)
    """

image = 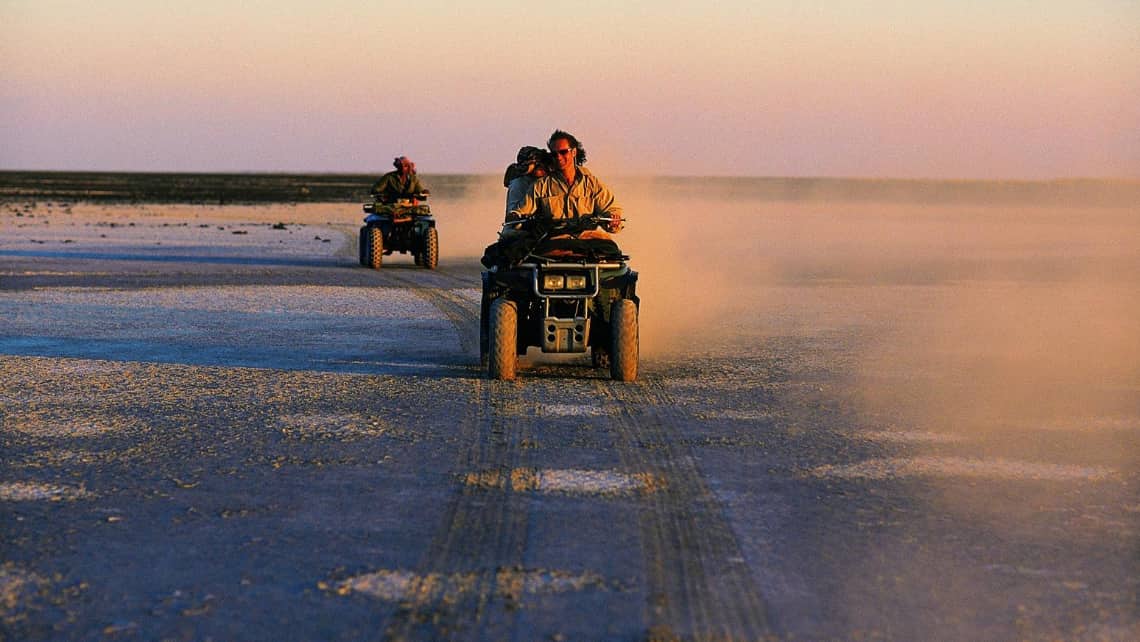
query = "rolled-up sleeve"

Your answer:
(590, 178), (622, 220)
